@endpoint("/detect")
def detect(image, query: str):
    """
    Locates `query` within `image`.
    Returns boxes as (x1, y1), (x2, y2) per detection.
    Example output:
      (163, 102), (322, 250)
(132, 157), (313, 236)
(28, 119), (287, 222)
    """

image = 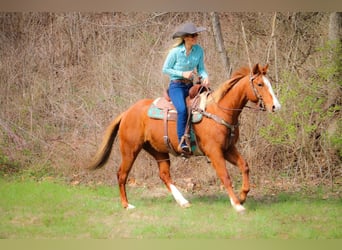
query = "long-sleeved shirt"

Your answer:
(162, 43), (208, 81)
